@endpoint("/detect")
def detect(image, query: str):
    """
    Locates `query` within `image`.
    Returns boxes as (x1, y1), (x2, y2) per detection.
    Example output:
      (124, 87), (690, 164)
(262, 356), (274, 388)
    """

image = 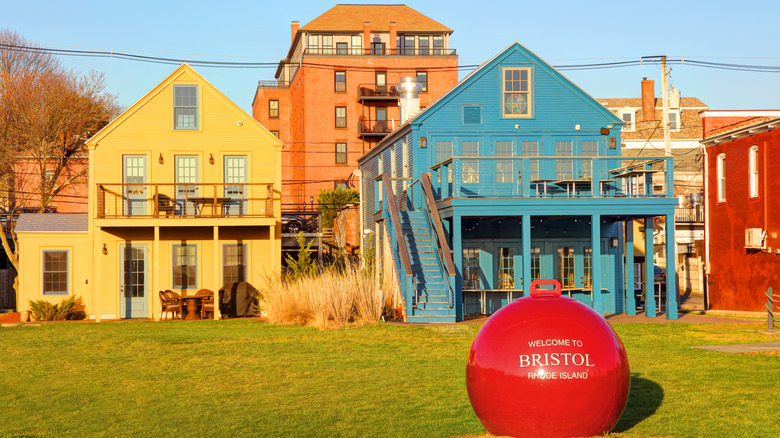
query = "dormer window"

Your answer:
(620, 111), (635, 132)
(173, 85), (198, 130)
